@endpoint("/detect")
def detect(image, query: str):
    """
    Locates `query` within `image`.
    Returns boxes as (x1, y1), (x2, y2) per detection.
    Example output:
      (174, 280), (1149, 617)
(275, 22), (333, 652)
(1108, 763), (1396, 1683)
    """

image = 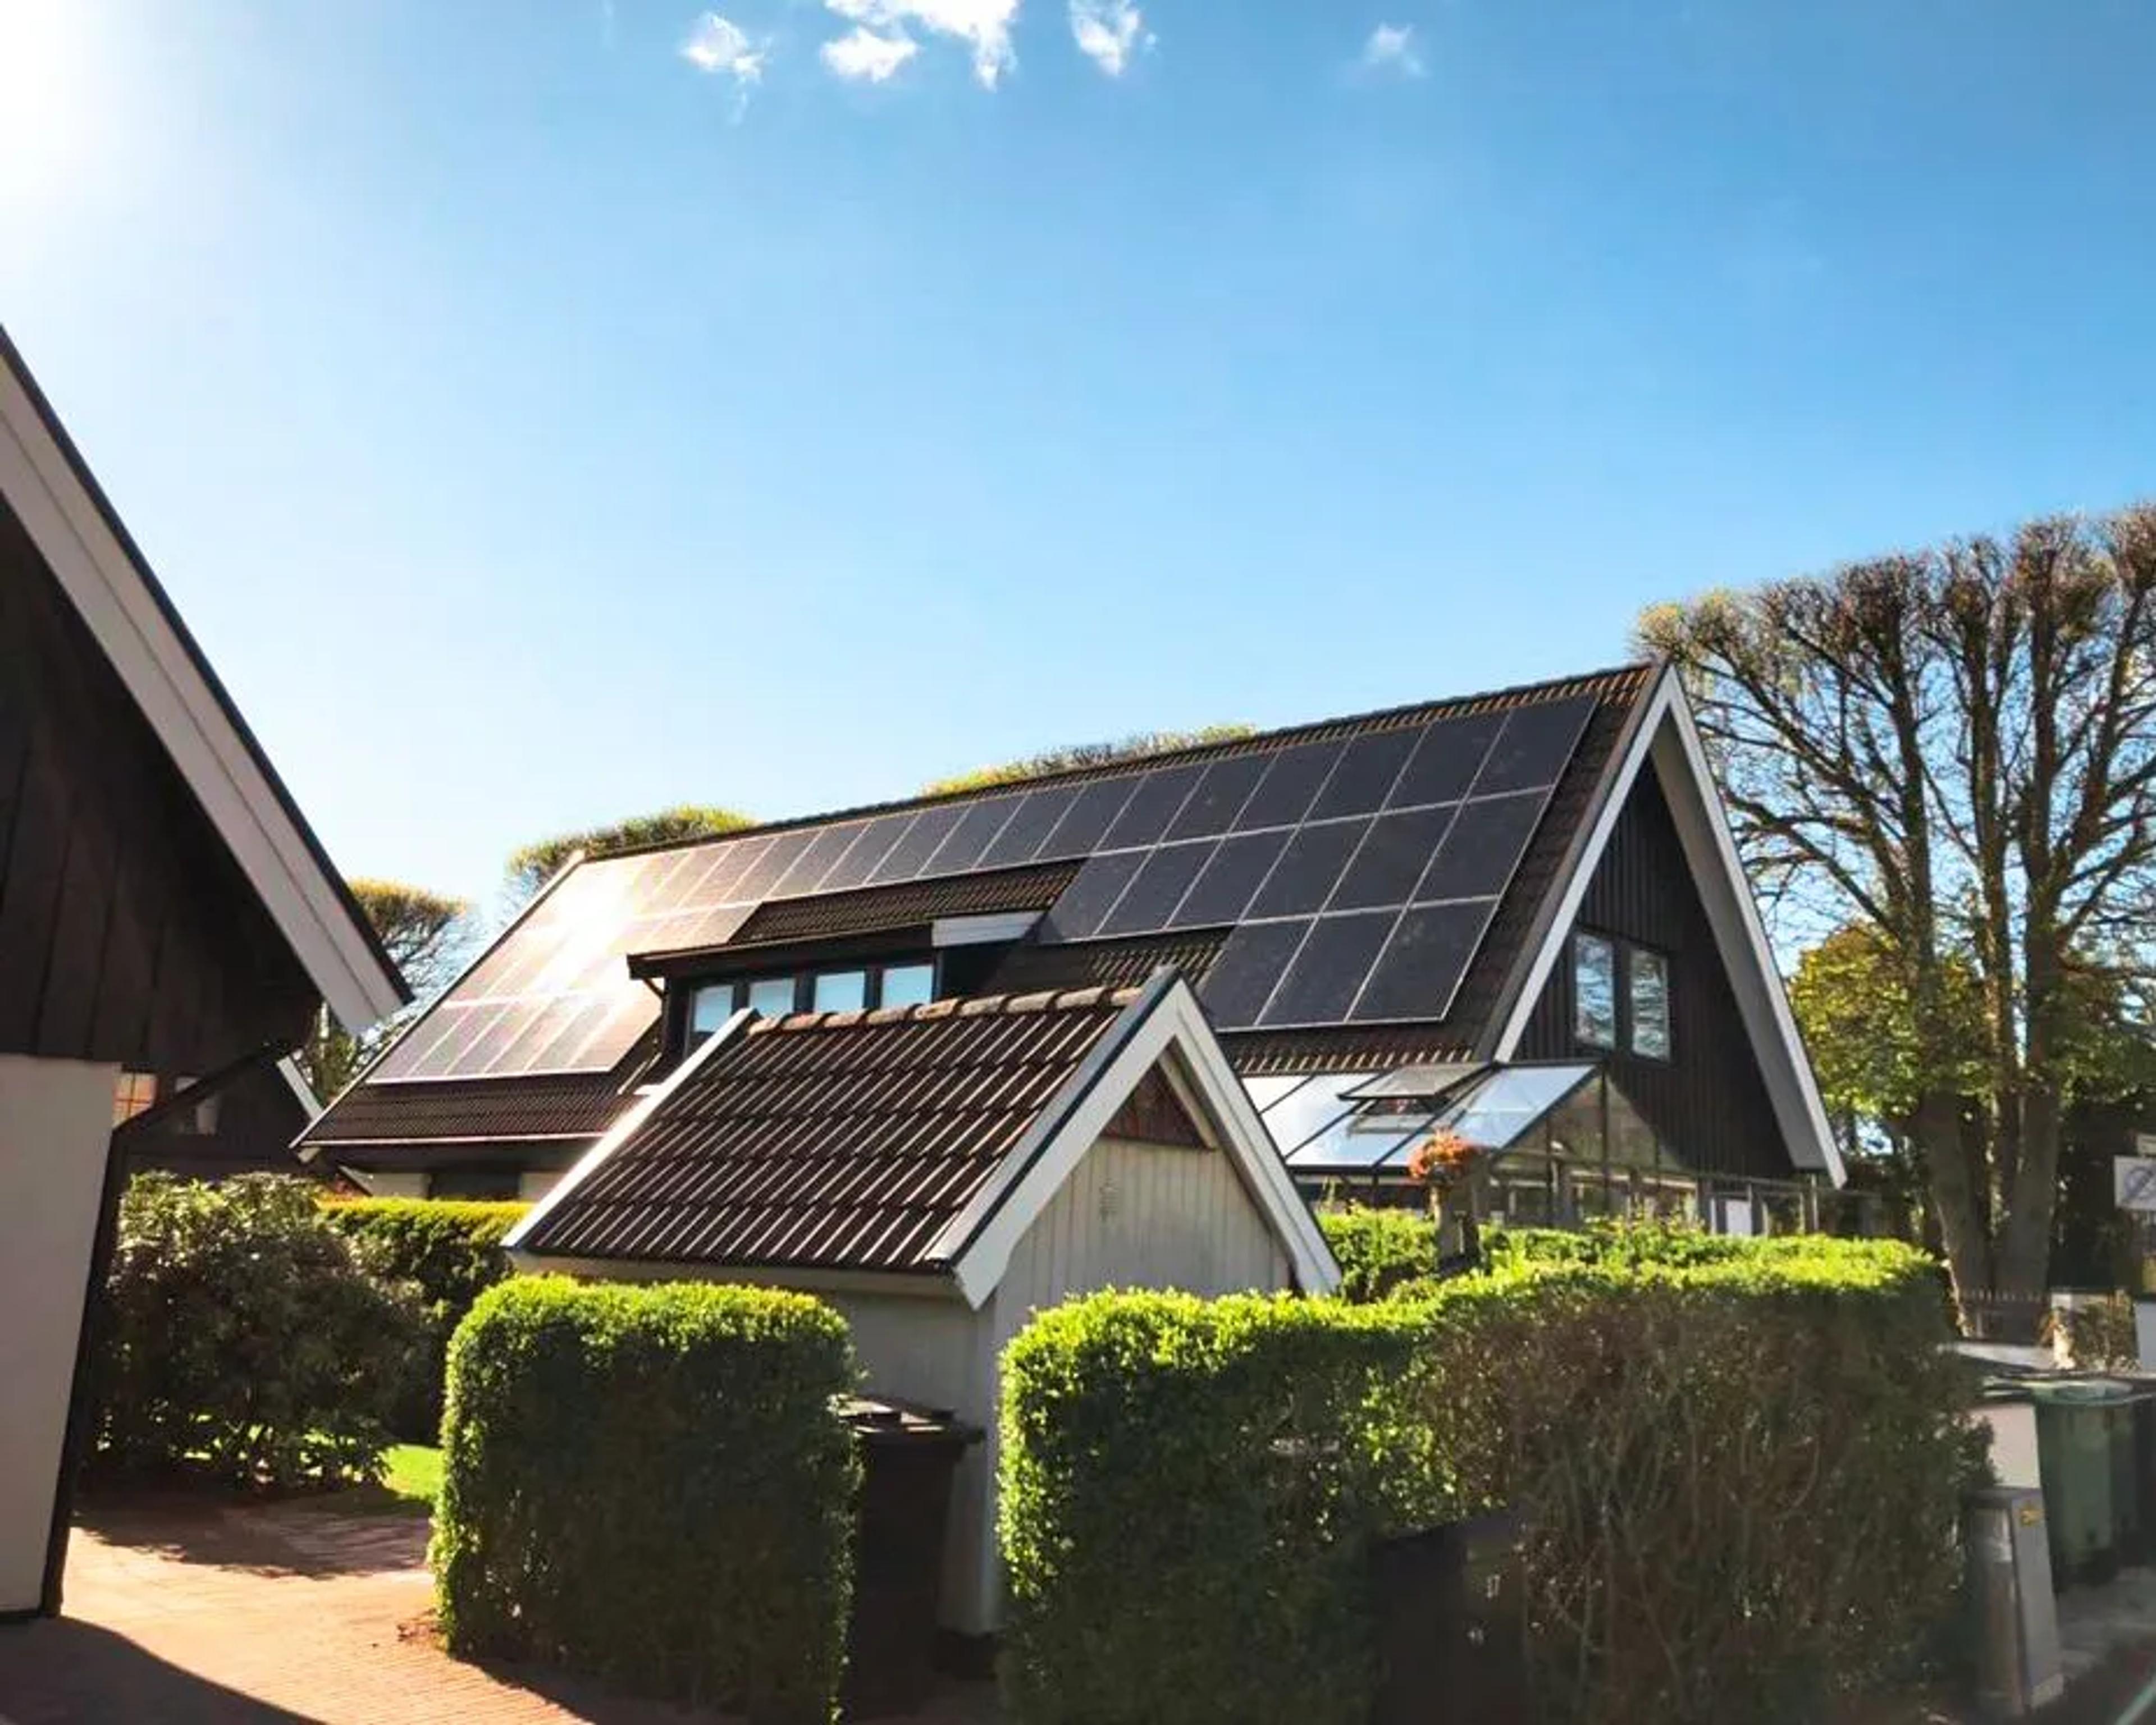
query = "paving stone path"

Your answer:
(0, 1497), (999, 1725)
